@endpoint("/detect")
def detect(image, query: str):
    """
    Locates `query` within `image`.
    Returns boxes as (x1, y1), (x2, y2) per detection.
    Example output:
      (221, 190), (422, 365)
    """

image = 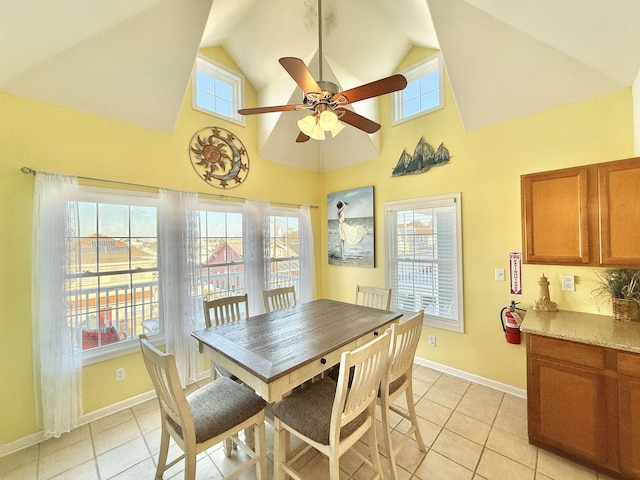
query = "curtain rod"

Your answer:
(20, 167), (318, 209)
